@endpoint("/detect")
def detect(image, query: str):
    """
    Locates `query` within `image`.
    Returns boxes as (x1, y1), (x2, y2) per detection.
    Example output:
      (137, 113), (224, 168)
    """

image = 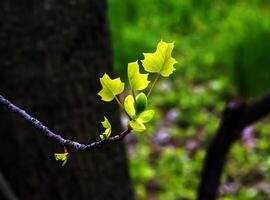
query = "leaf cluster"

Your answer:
(54, 40), (177, 166)
(97, 40), (177, 136)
